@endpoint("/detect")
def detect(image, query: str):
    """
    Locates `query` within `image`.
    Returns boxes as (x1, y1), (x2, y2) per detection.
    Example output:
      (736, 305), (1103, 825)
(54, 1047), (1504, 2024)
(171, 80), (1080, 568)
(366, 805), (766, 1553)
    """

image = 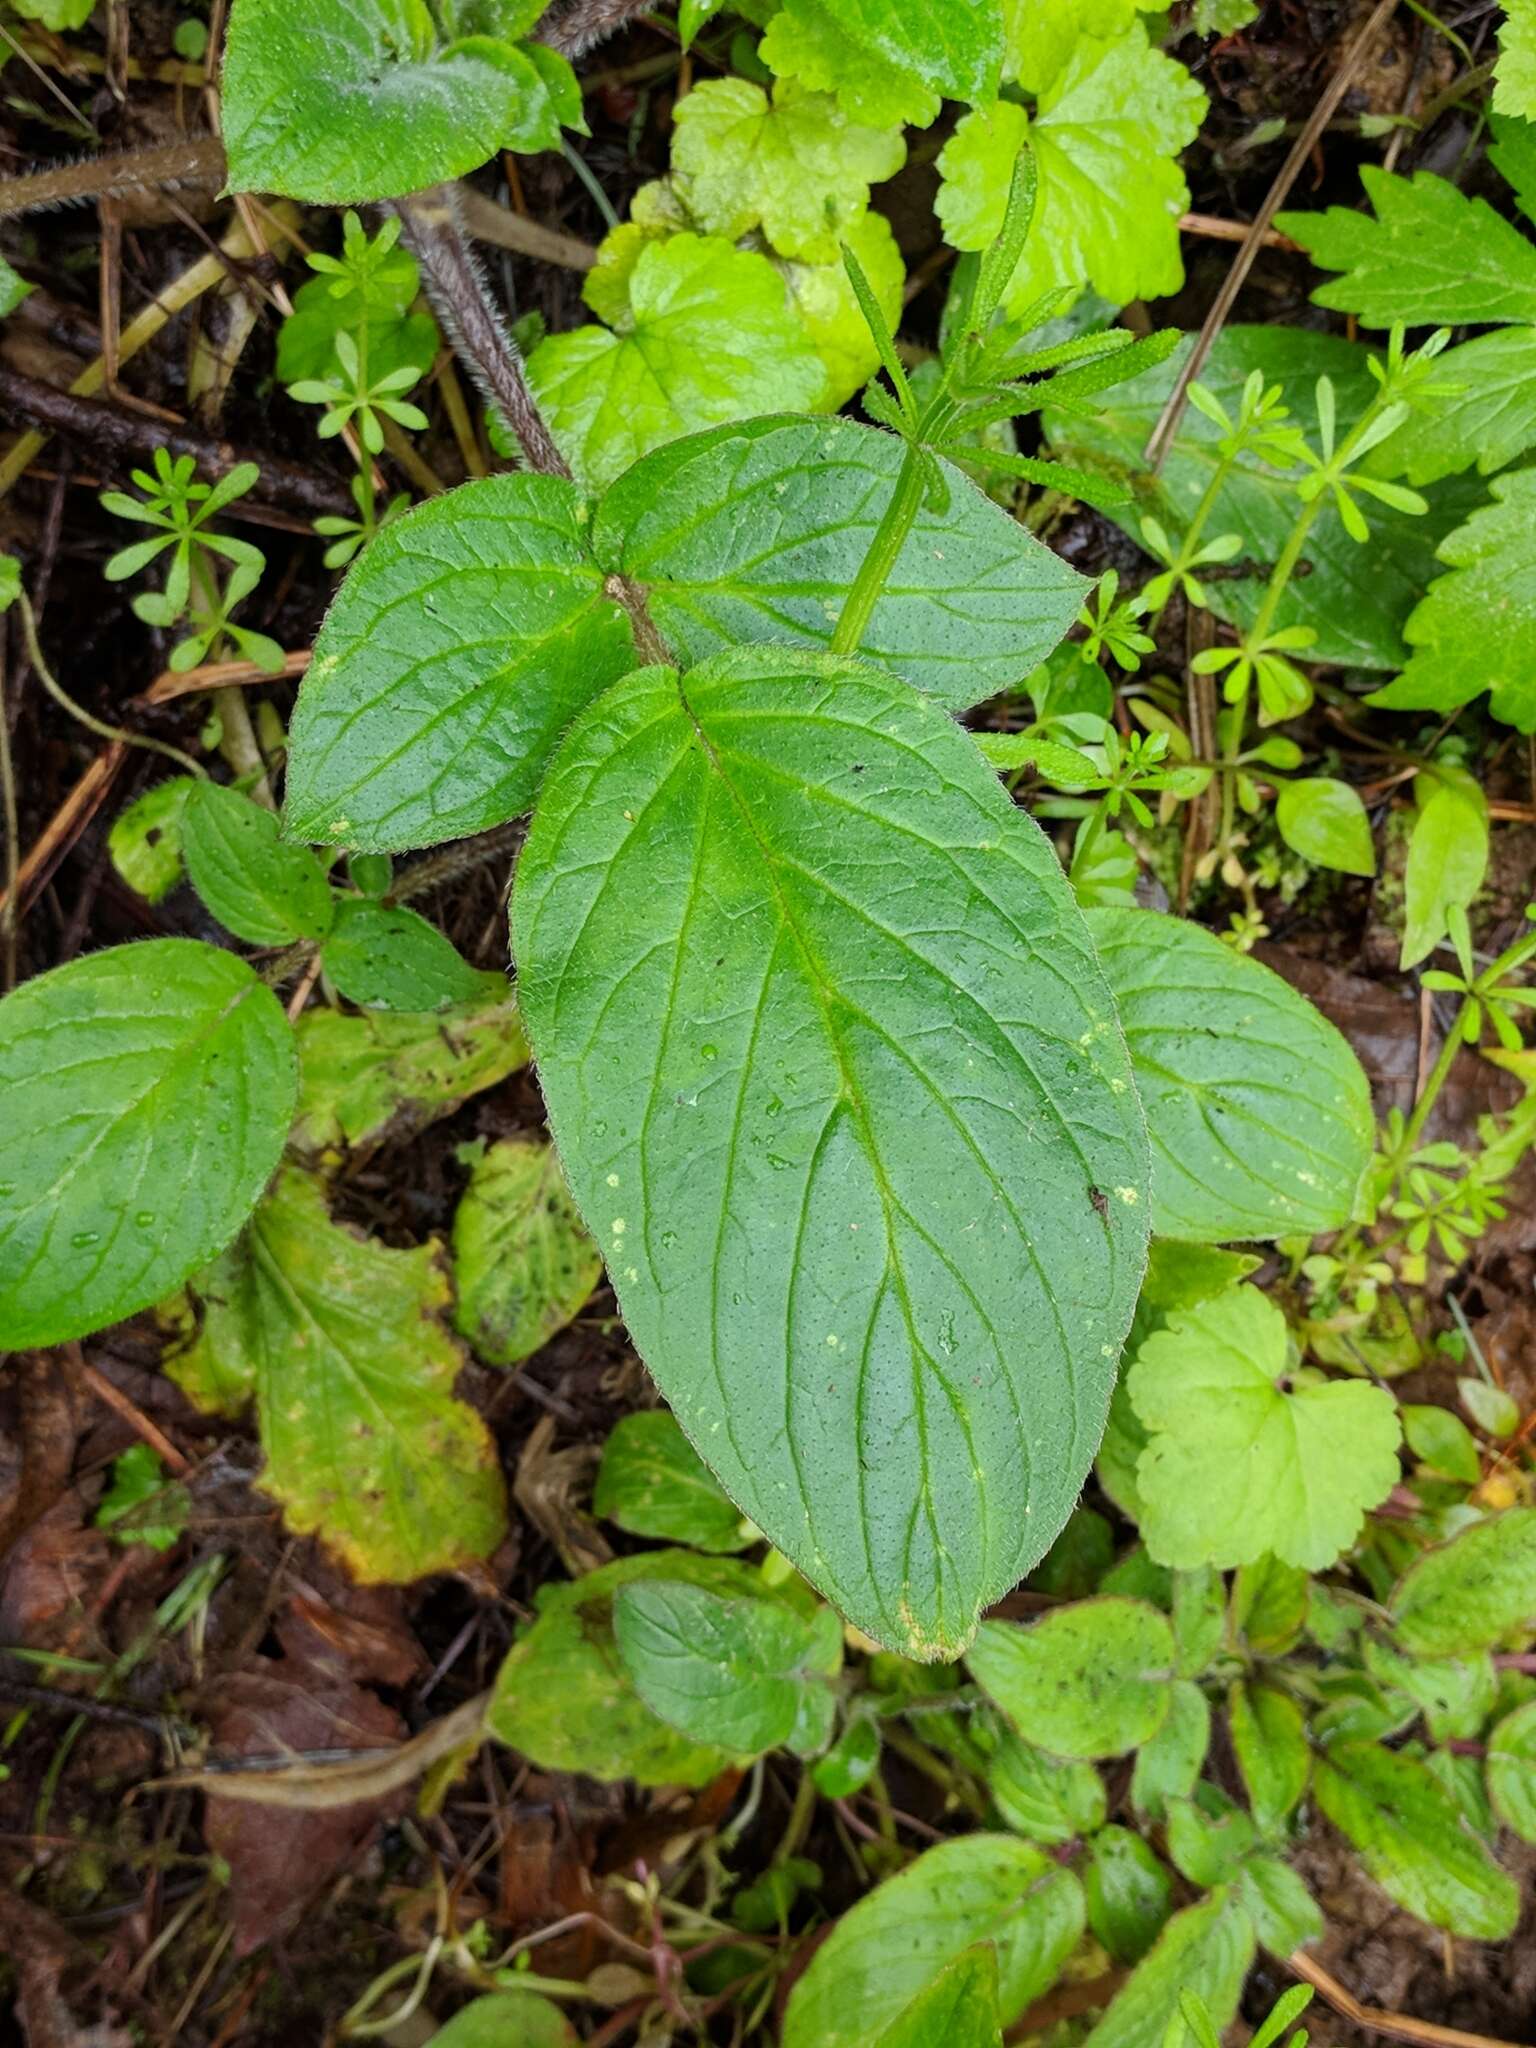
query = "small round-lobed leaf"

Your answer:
(0, 940), (296, 1346)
